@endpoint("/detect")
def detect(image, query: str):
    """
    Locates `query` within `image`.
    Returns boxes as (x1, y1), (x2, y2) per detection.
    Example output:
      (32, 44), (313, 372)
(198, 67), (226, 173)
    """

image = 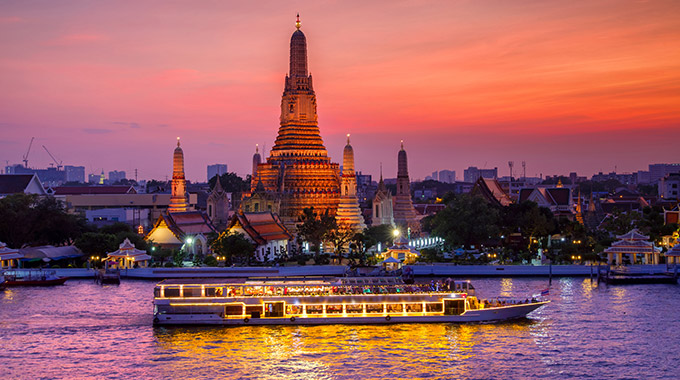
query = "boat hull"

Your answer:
(154, 301), (548, 326)
(3, 277), (69, 287)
